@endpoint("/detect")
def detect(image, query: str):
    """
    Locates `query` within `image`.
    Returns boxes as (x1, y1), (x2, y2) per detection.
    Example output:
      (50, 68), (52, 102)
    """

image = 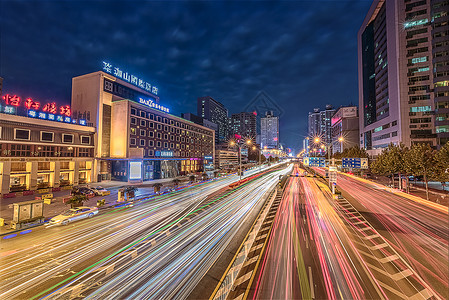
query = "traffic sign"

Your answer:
(308, 157), (325, 167)
(361, 158), (368, 169)
(342, 158), (361, 169)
